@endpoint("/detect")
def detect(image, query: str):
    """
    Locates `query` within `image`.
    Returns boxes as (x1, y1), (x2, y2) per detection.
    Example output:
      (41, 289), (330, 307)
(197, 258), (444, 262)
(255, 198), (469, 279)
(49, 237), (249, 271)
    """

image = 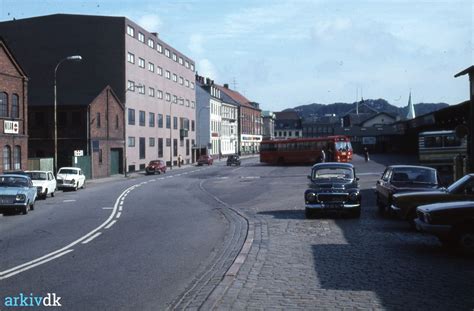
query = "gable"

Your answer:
(0, 42), (27, 78)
